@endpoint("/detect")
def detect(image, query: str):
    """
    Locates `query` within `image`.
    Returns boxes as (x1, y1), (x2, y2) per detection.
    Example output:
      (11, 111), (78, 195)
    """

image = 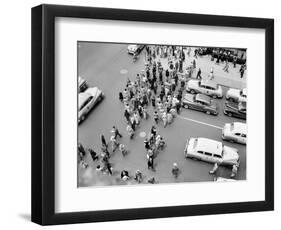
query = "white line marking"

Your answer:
(178, 115), (223, 130)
